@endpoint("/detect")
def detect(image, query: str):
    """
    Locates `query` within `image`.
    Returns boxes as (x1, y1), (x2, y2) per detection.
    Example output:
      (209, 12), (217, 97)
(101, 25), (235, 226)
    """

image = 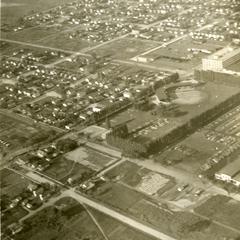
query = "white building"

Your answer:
(131, 56), (154, 63)
(202, 47), (240, 71)
(215, 157), (240, 187)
